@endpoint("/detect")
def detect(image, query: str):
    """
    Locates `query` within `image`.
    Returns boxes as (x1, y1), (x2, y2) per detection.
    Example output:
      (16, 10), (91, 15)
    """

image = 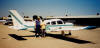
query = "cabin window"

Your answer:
(47, 22), (50, 25)
(51, 21), (56, 25)
(57, 21), (63, 24)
